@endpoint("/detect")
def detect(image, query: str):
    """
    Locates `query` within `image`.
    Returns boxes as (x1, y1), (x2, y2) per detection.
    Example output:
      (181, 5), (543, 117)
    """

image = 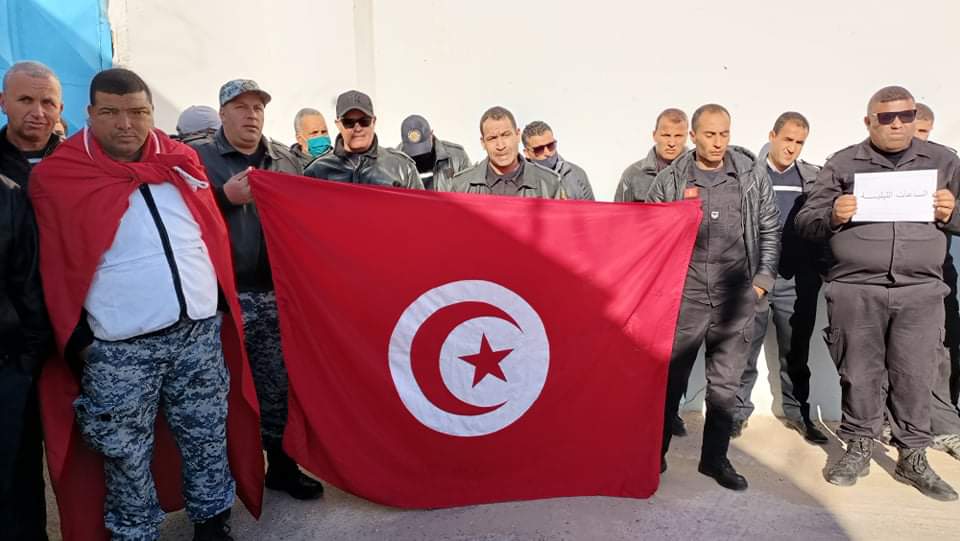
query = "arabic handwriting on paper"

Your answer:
(852, 169), (937, 222)
(860, 189), (930, 200)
